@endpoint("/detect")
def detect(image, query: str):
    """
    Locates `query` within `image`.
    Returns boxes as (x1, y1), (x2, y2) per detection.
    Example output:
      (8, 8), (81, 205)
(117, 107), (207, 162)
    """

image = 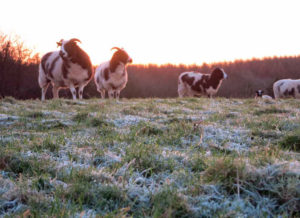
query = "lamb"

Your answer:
(38, 38), (93, 100)
(178, 67), (227, 98)
(94, 47), (132, 99)
(273, 79), (300, 99)
(255, 90), (273, 100)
